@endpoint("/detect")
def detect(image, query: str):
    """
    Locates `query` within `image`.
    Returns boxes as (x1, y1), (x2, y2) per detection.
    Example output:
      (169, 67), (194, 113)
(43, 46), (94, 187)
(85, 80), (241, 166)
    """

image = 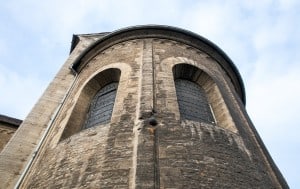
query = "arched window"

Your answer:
(175, 79), (214, 123)
(61, 68), (121, 140)
(83, 82), (118, 129)
(172, 63), (237, 132)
